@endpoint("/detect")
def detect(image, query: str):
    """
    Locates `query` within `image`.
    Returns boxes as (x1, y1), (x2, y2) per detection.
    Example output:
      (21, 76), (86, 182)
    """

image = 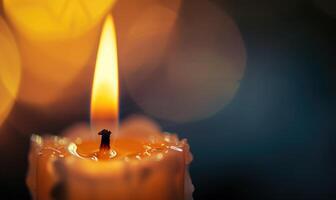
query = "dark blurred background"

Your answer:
(0, 0), (336, 199)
